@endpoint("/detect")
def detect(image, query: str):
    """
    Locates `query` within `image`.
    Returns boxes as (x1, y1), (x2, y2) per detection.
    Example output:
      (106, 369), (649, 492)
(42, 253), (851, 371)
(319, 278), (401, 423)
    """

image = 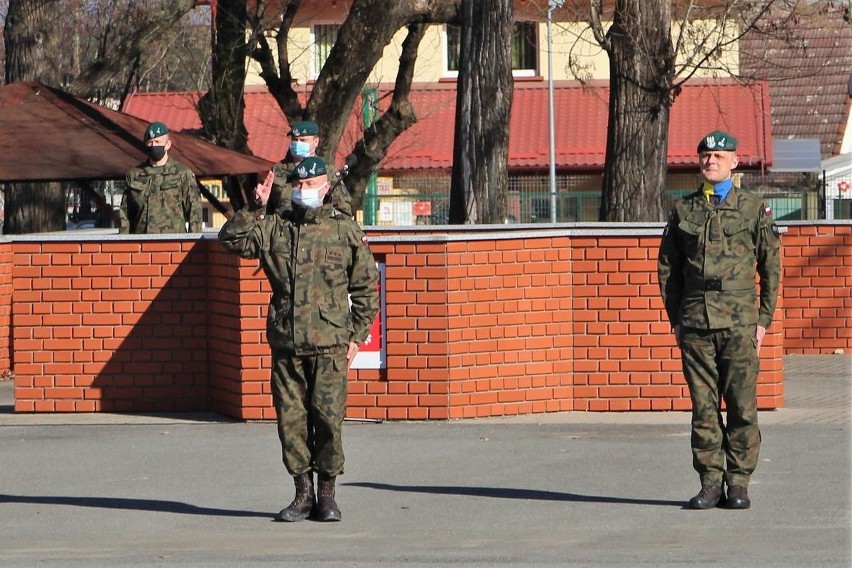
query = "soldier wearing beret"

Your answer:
(219, 156), (380, 523)
(658, 130), (781, 510)
(262, 120), (352, 218)
(120, 121), (202, 234)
